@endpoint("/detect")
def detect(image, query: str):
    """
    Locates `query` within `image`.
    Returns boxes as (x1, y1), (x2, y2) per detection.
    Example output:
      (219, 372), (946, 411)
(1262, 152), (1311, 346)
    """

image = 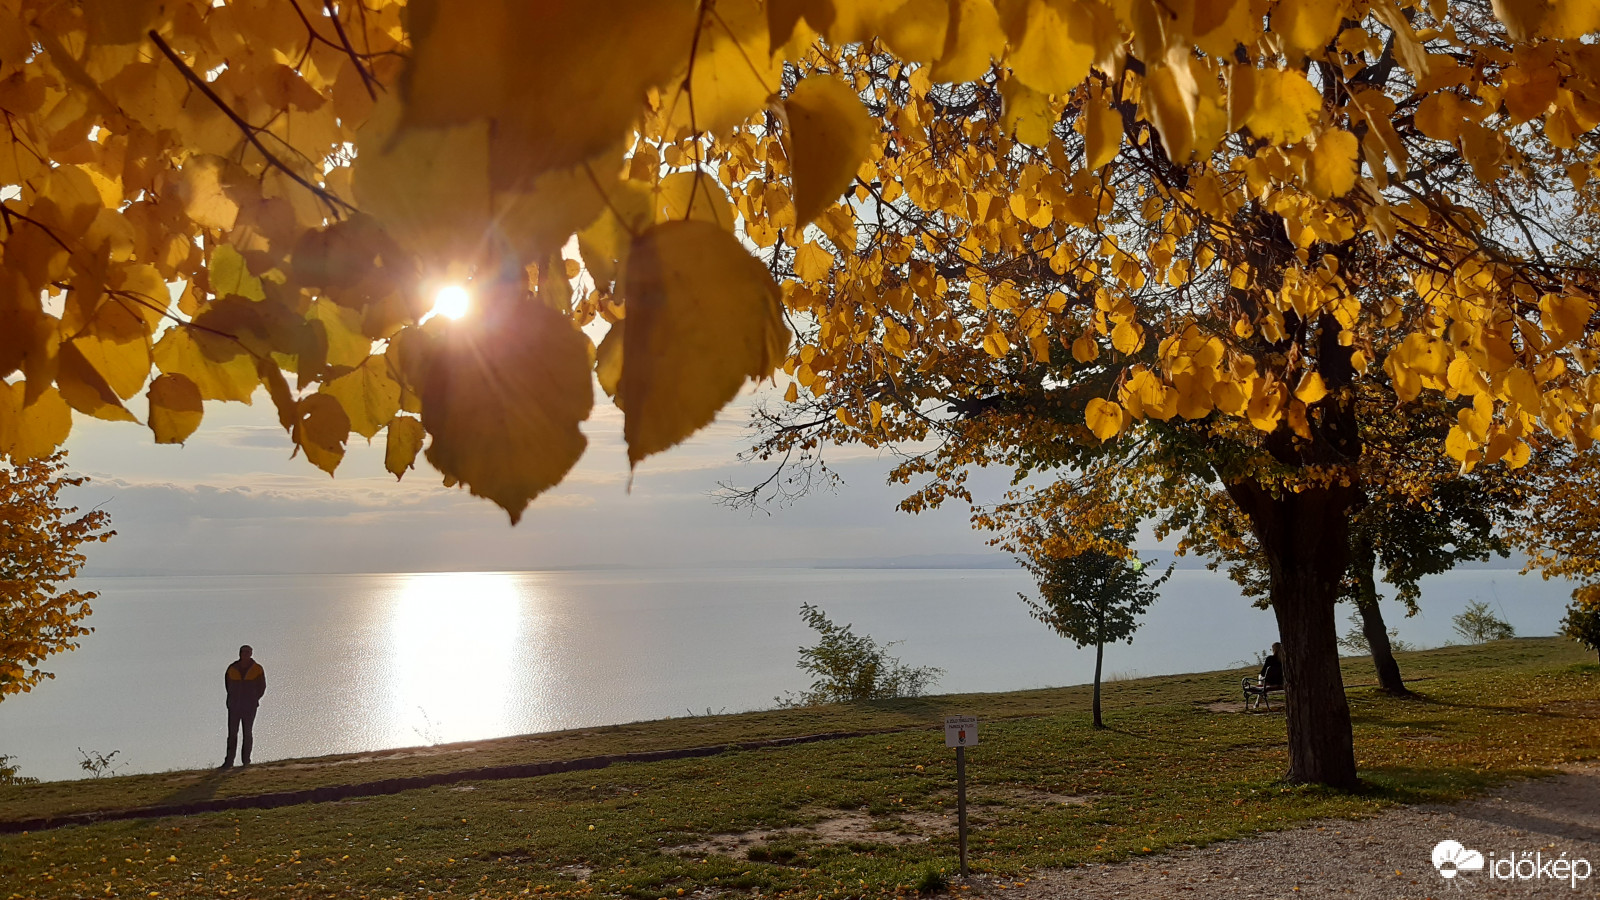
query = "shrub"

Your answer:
(915, 866), (948, 895)
(777, 604), (942, 707)
(0, 754), (37, 785)
(1452, 601), (1515, 644)
(1335, 610), (1414, 655)
(1559, 587), (1600, 663)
